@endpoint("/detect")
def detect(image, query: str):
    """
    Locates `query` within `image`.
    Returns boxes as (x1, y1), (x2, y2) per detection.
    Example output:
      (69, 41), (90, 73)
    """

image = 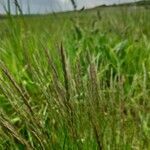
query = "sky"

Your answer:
(0, 0), (138, 14)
